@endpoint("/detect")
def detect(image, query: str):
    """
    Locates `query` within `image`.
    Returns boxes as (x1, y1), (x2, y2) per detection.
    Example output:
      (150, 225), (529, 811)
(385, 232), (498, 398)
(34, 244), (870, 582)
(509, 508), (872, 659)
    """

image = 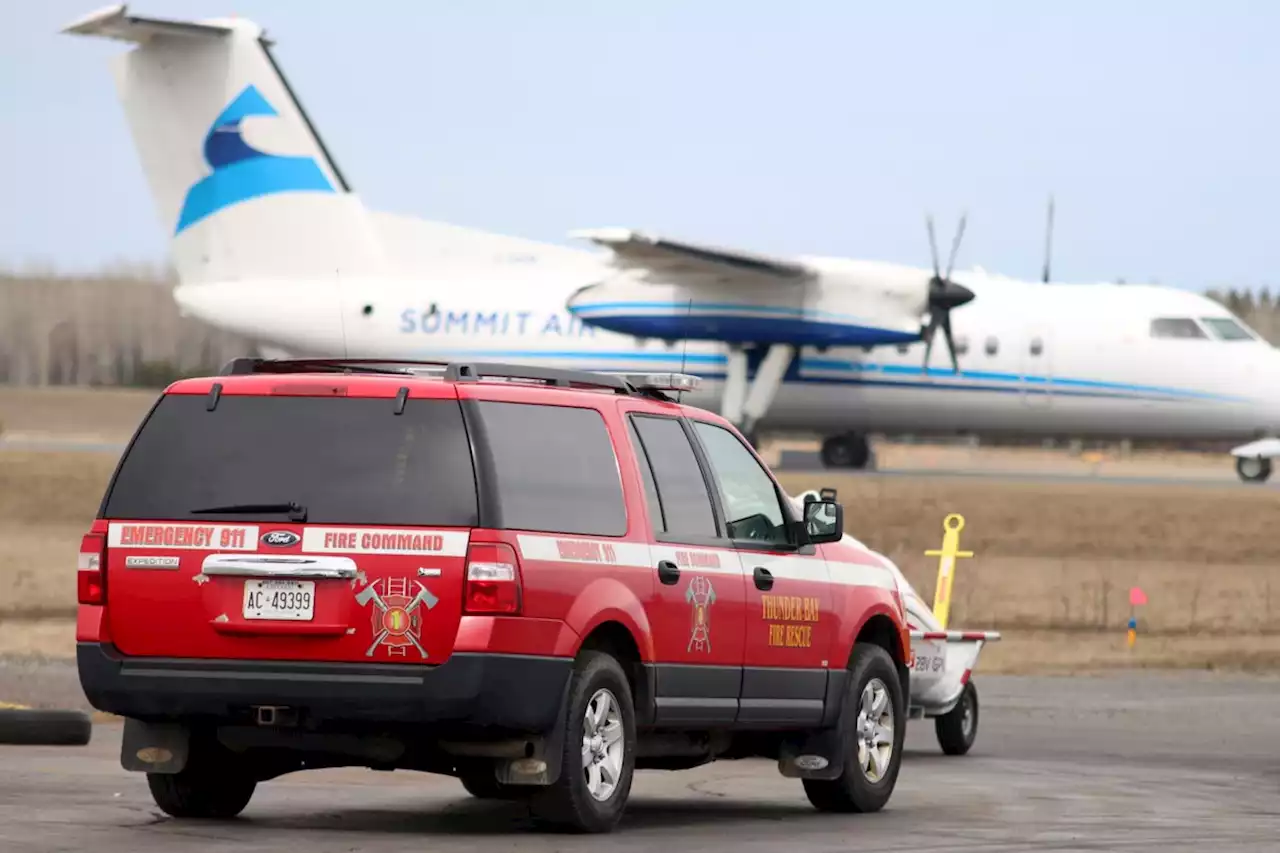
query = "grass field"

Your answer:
(2, 386), (1278, 670)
